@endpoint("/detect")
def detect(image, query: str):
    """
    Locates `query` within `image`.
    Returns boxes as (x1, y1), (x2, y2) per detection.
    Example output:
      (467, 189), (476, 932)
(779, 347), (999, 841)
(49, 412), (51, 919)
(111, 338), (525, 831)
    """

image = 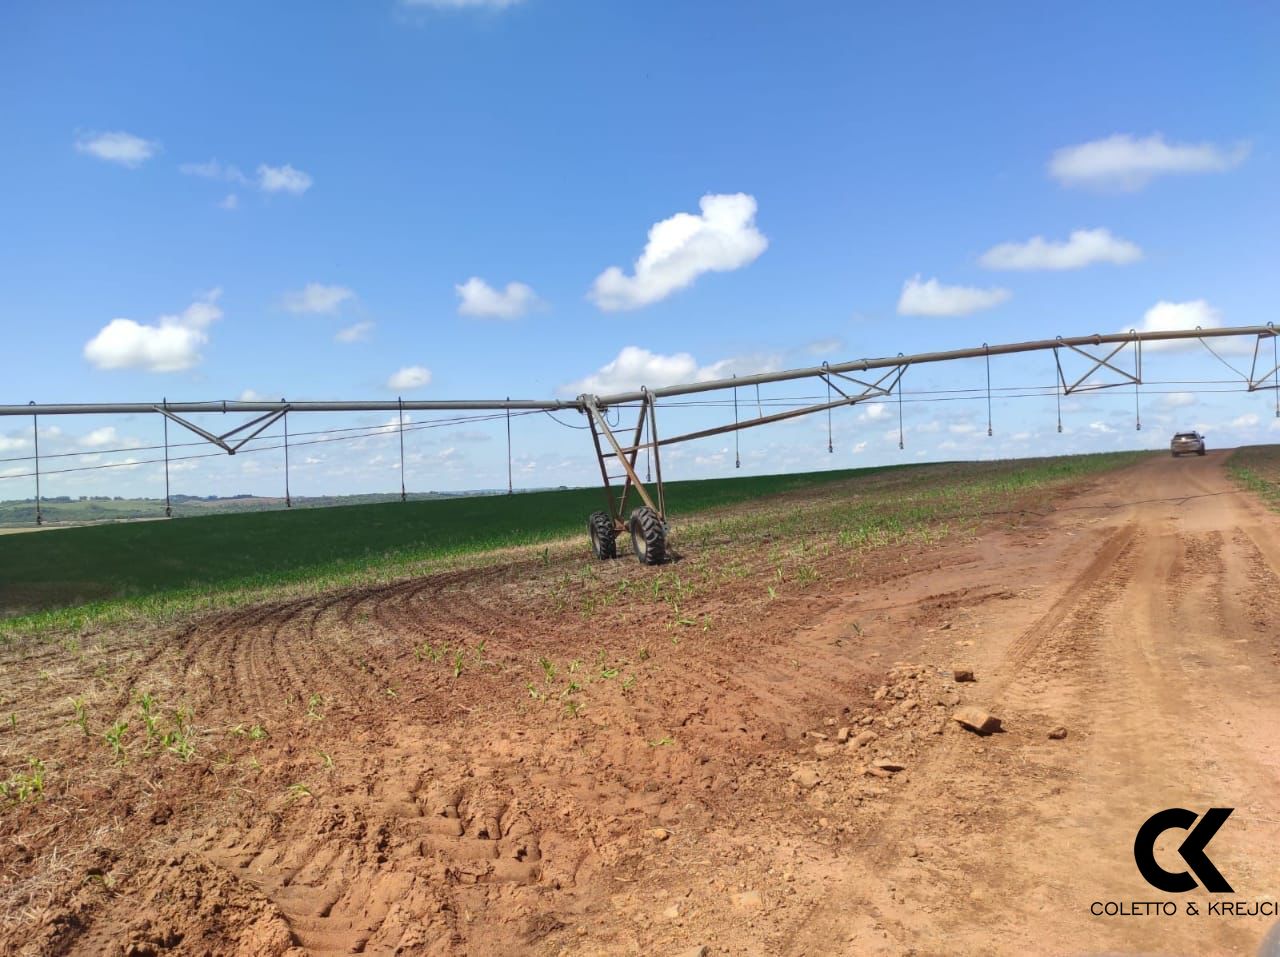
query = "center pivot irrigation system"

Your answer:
(3, 325), (1278, 563)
